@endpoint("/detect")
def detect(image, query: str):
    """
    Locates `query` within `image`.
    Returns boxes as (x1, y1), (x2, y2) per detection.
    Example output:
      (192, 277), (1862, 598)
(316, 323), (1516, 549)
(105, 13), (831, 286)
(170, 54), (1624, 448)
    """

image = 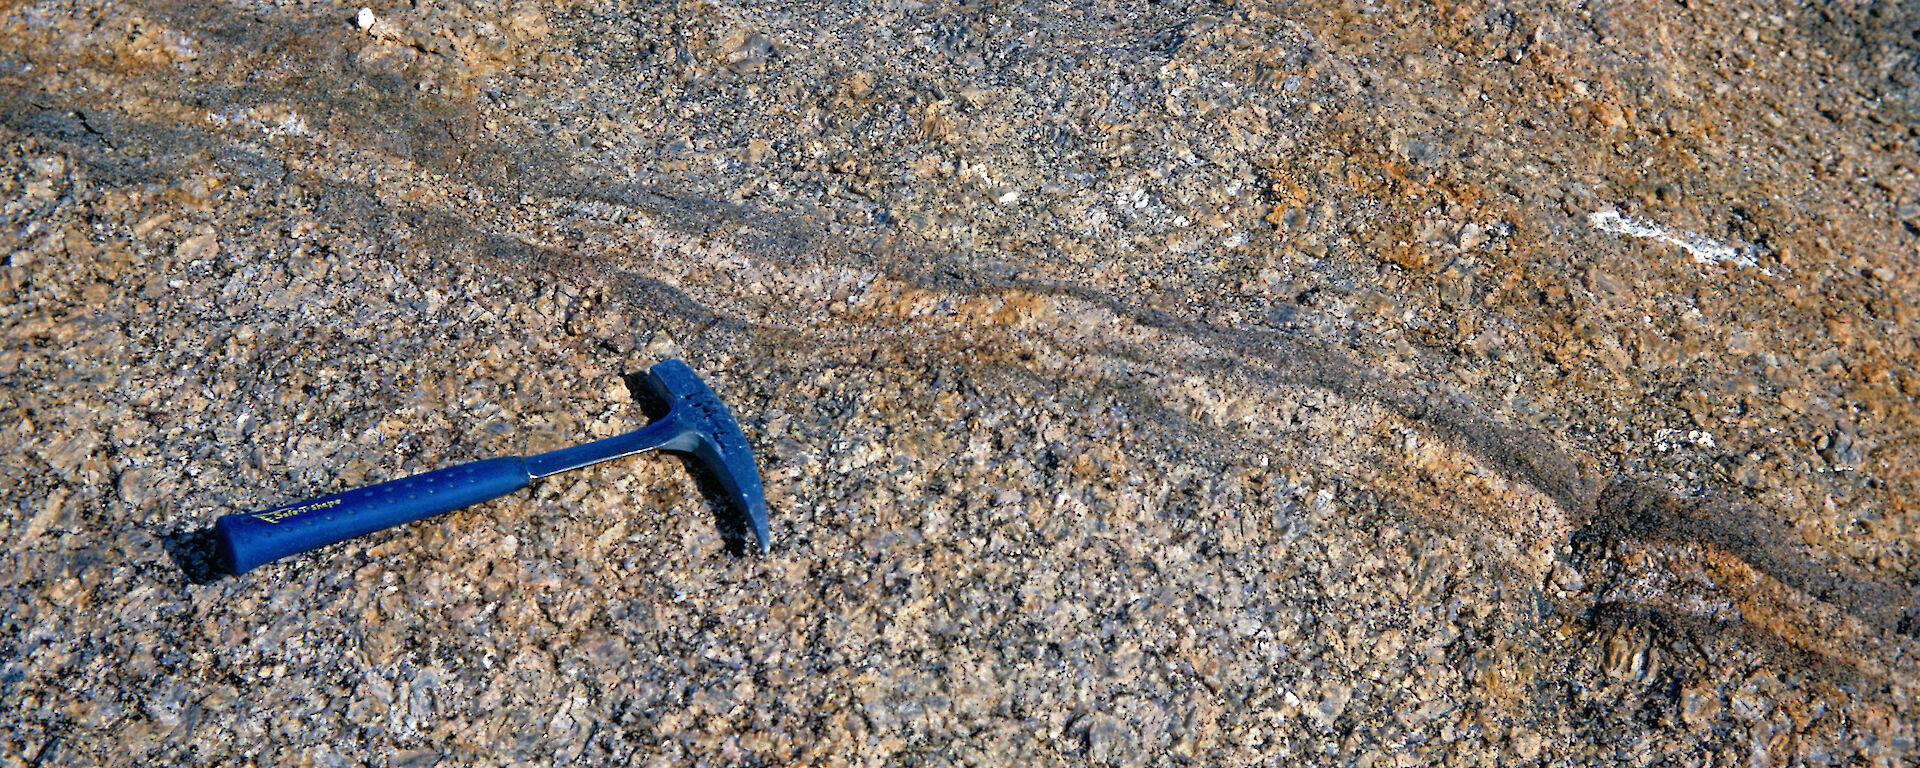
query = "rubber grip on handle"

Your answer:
(214, 456), (531, 575)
